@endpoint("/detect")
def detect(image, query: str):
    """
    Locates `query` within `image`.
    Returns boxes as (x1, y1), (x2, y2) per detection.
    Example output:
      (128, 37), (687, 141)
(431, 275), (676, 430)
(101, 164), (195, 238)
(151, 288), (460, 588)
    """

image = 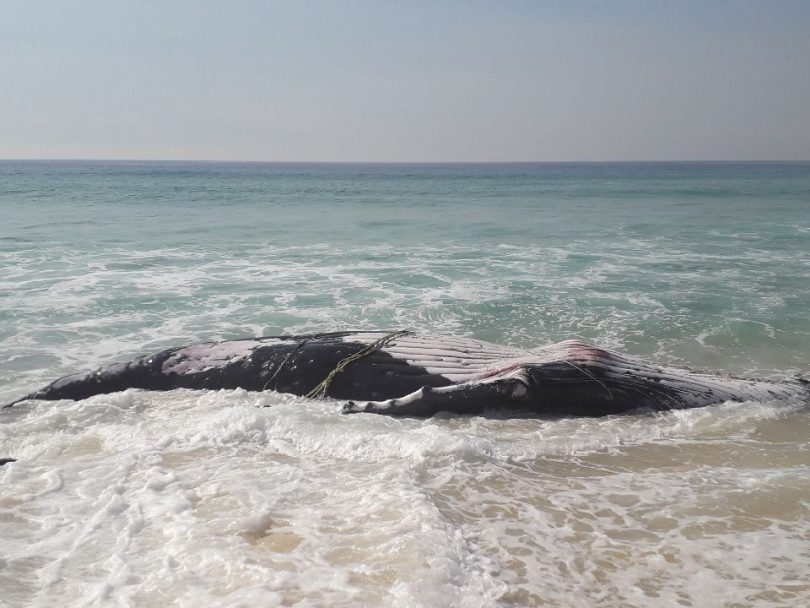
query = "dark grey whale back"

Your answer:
(6, 332), (457, 407)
